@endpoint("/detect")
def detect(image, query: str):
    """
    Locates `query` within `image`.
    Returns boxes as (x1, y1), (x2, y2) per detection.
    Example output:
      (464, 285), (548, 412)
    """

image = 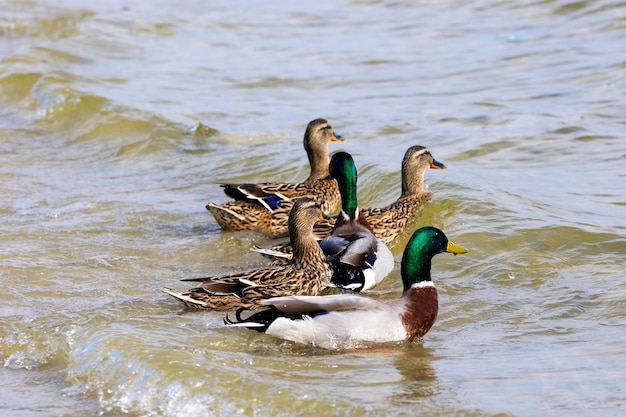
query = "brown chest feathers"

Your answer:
(400, 282), (439, 341)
